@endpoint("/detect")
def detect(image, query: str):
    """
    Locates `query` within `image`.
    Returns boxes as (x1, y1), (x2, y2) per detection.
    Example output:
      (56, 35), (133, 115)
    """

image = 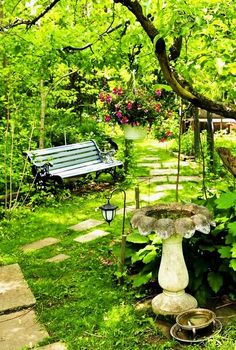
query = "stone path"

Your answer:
(0, 264), (36, 312)
(74, 229), (110, 243)
(0, 309), (49, 350)
(46, 254), (70, 263)
(22, 237), (60, 253)
(69, 218), (102, 231)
